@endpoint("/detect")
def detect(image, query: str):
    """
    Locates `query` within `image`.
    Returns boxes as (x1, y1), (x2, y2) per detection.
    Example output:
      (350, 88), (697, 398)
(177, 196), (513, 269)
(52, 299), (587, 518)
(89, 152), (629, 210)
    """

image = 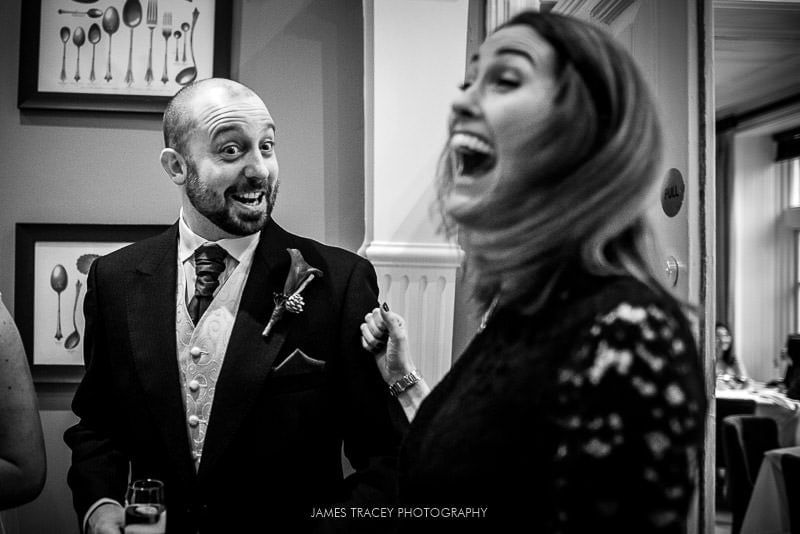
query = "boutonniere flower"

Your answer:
(262, 248), (323, 339)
